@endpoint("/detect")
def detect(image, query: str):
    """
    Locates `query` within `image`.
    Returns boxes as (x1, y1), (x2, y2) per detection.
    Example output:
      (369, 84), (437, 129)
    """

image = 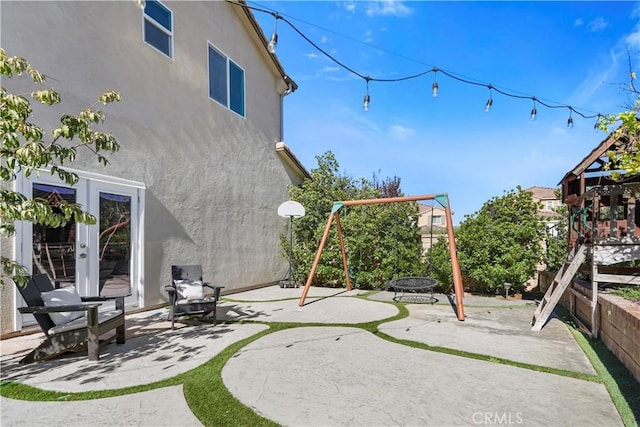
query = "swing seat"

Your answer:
(388, 276), (438, 303)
